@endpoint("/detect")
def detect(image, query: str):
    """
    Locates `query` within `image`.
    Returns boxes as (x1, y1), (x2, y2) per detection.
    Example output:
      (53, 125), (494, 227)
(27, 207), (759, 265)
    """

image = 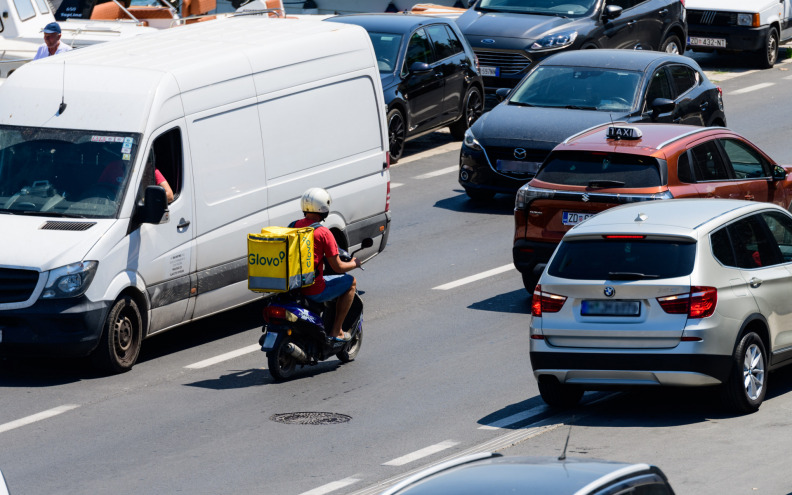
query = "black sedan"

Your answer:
(326, 14), (485, 163)
(459, 49), (727, 200)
